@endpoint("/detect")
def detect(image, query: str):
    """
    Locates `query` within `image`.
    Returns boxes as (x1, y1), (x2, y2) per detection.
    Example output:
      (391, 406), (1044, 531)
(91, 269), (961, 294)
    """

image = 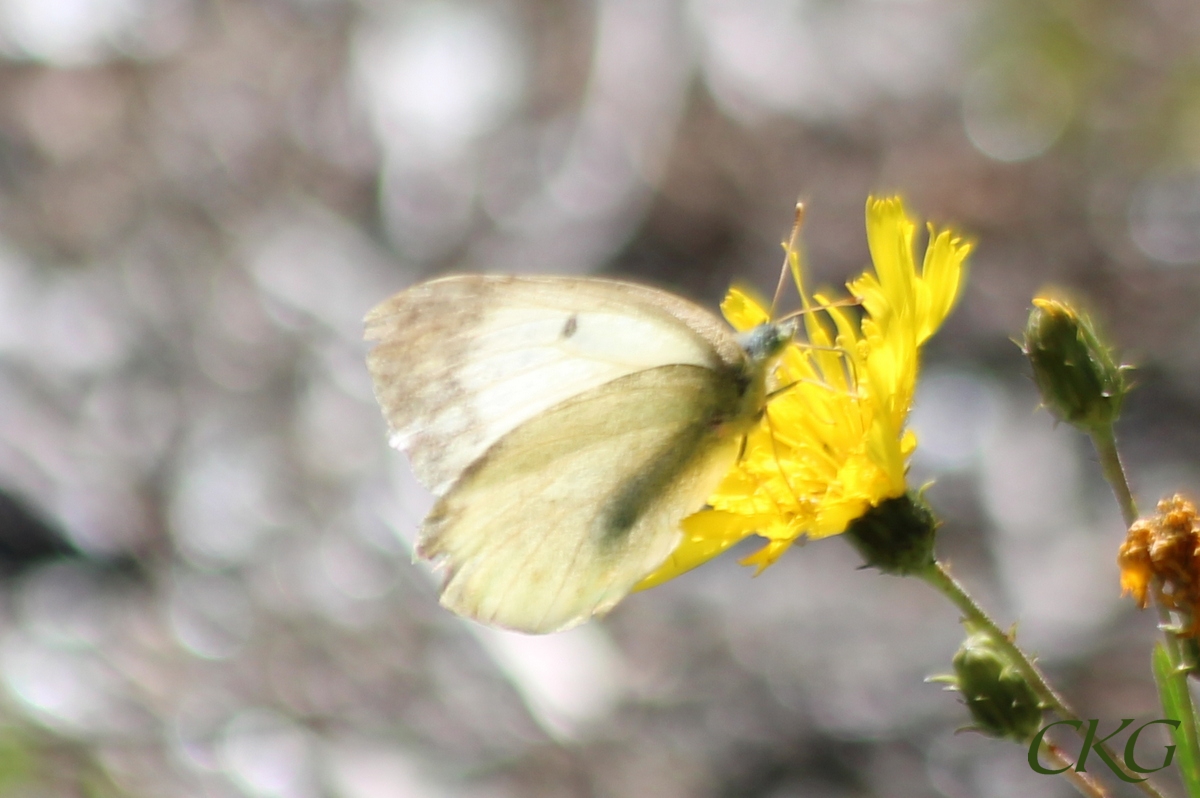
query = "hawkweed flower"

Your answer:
(1119, 494), (1200, 637)
(637, 197), (972, 588)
